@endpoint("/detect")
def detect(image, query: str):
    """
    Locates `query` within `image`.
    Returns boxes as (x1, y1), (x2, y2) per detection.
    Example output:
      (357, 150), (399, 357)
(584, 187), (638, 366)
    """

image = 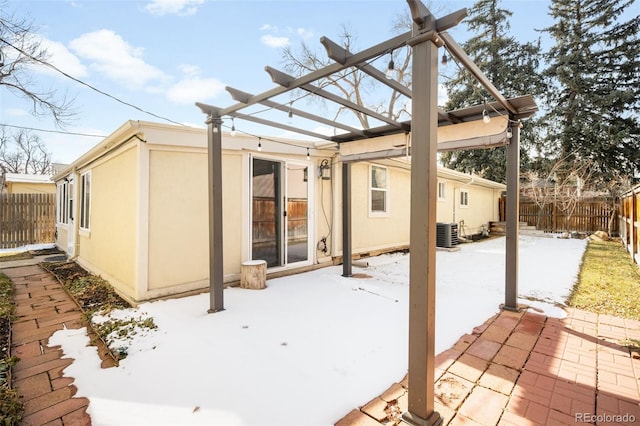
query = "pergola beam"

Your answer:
(321, 36), (413, 98)
(226, 86), (366, 136)
(211, 31), (414, 118)
(322, 30), (464, 126)
(265, 66), (406, 129)
(504, 117), (521, 311)
(342, 162), (352, 277)
(403, 1), (441, 424)
(228, 110), (334, 141)
(439, 32), (517, 115)
(196, 104), (225, 314)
